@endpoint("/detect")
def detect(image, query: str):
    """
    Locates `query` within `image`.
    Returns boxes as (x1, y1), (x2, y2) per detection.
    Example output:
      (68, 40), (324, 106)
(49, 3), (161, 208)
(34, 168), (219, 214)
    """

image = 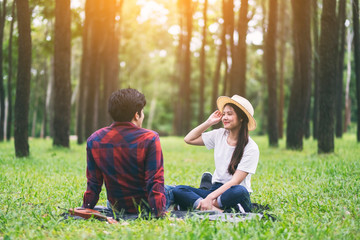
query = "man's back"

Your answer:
(83, 122), (165, 216)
